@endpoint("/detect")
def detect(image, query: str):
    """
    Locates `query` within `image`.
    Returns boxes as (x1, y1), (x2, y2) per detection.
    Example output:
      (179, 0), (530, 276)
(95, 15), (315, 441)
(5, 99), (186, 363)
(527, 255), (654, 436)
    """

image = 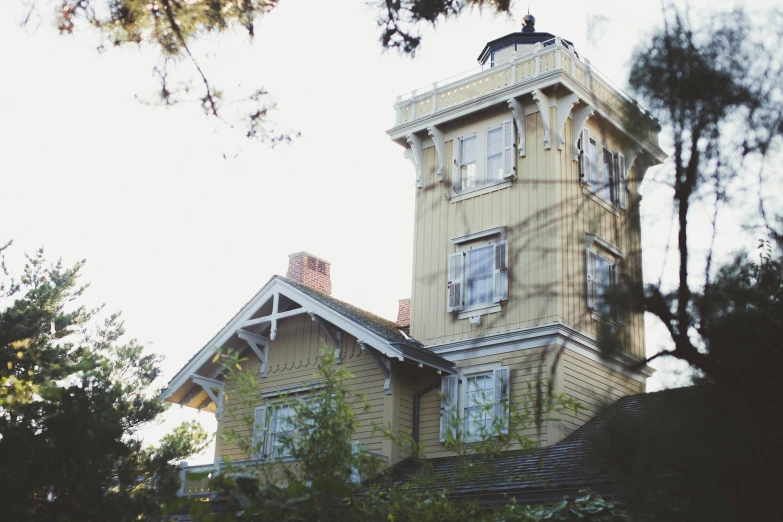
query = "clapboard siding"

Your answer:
(410, 107), (645, 362)
(217, 314), (388, 460)
(559, 350), (643, 436)
(418, 346), (553, 458)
